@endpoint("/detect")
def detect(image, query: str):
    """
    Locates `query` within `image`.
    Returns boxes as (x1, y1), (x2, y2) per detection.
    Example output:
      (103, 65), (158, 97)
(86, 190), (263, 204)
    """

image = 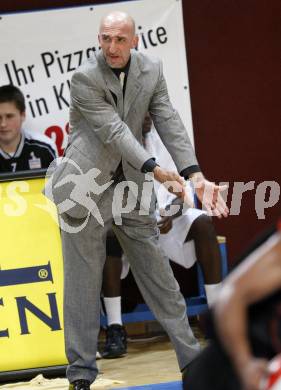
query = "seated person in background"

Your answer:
(183, 218), (281, 390)
(101, 114), (223, 358)
(0, 84), (57, 173)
